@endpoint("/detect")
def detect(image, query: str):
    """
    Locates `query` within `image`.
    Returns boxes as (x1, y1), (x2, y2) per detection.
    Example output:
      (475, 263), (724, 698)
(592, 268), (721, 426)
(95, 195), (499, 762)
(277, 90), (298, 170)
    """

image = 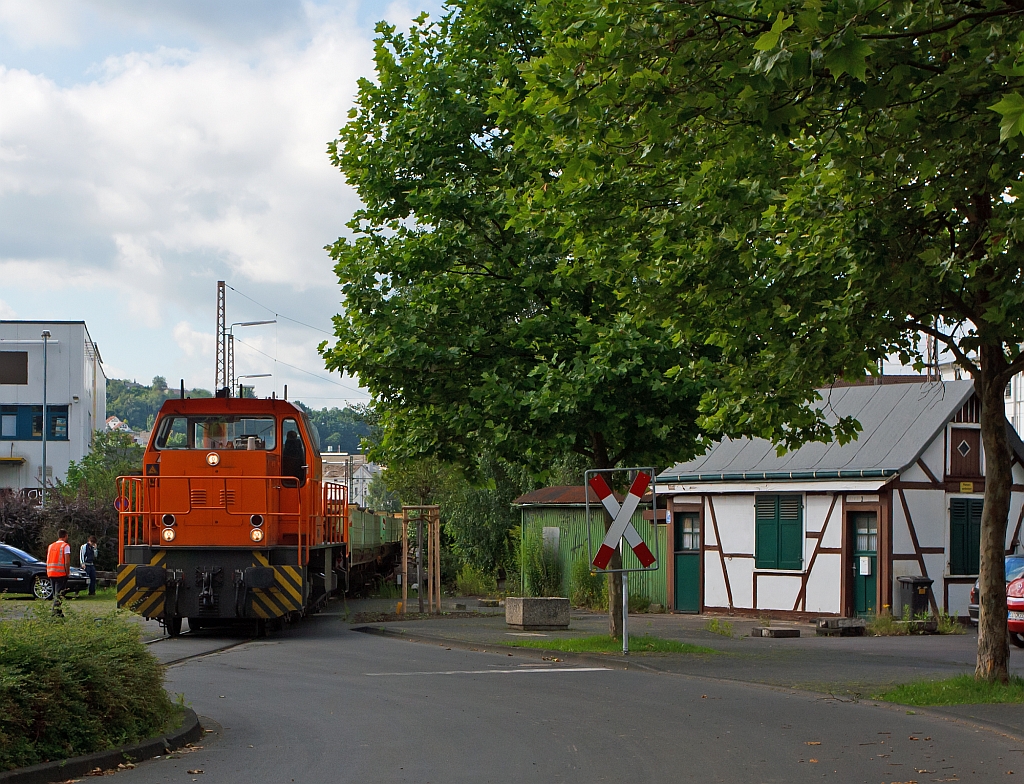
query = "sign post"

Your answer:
(585, 467), (659, 655)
